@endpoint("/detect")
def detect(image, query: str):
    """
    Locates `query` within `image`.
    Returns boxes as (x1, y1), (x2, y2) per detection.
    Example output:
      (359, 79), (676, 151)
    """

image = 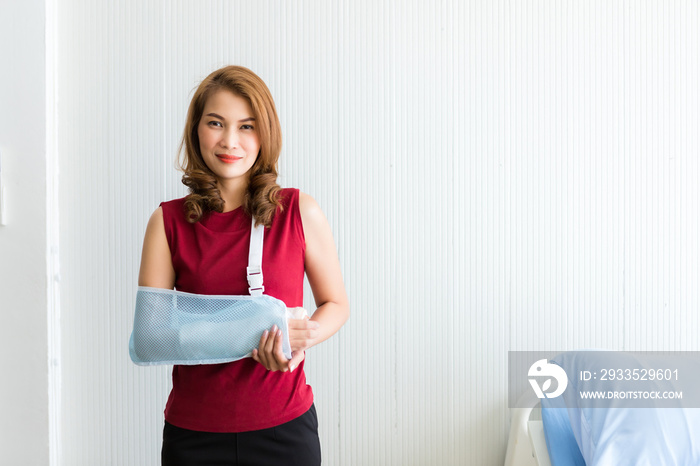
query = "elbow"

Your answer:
(129, 330), (151, 363)
(340, 298), (350, 325)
